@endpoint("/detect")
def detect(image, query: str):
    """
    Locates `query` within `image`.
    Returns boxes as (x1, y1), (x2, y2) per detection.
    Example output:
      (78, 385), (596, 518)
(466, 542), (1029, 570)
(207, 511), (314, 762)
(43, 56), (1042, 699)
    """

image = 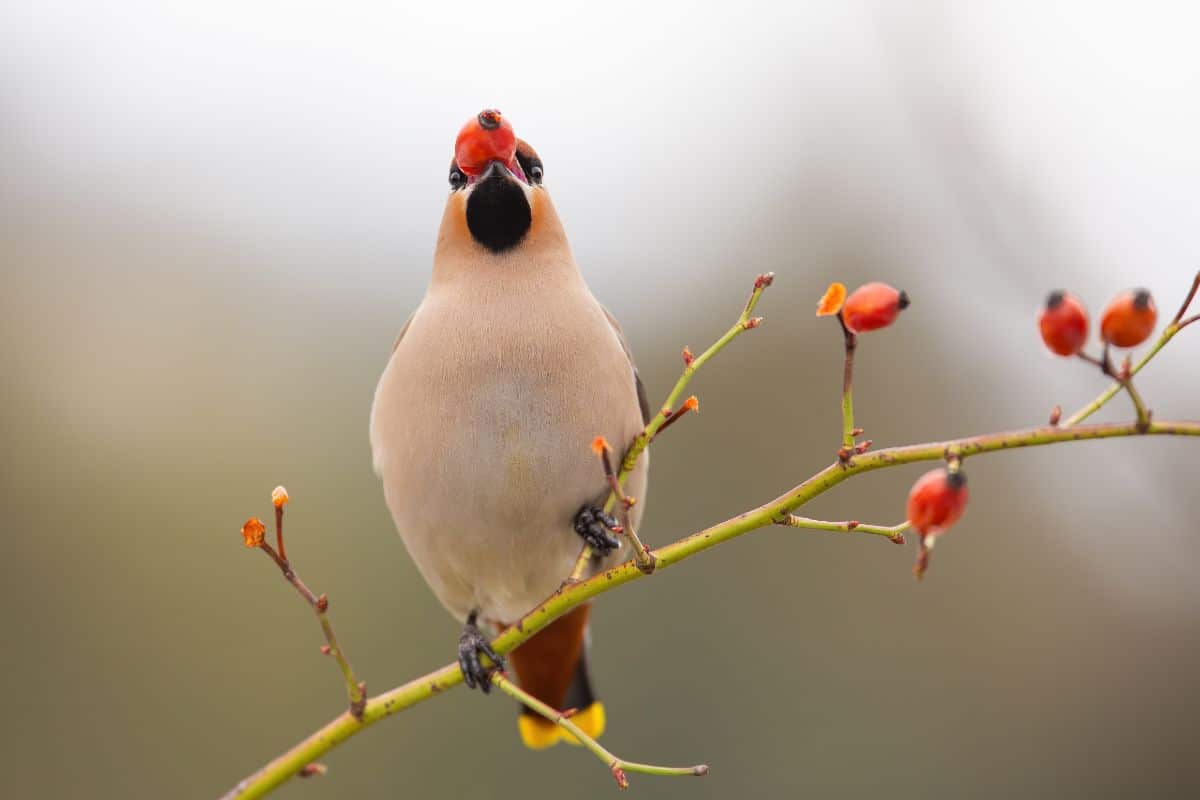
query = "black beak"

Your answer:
(478, 160), (517, 184)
